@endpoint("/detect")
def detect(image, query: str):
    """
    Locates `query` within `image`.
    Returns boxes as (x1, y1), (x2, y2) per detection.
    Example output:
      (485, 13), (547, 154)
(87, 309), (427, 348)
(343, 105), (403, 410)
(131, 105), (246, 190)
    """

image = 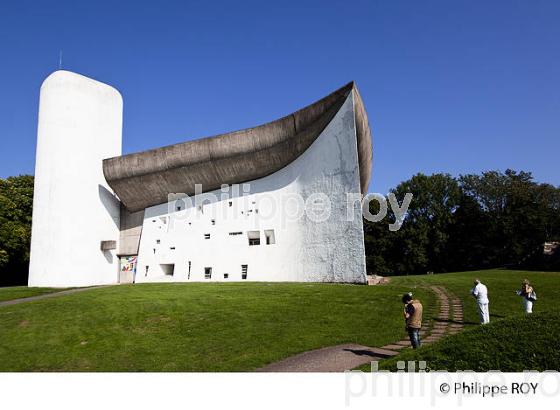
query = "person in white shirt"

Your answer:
(471, 279), (490, 324)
